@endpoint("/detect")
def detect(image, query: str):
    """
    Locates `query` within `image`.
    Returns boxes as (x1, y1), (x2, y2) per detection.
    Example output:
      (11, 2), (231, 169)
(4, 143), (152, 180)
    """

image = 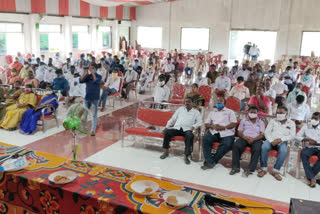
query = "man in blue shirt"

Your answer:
(80, 64), (102, 136)
(52, 69), (69, 96)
